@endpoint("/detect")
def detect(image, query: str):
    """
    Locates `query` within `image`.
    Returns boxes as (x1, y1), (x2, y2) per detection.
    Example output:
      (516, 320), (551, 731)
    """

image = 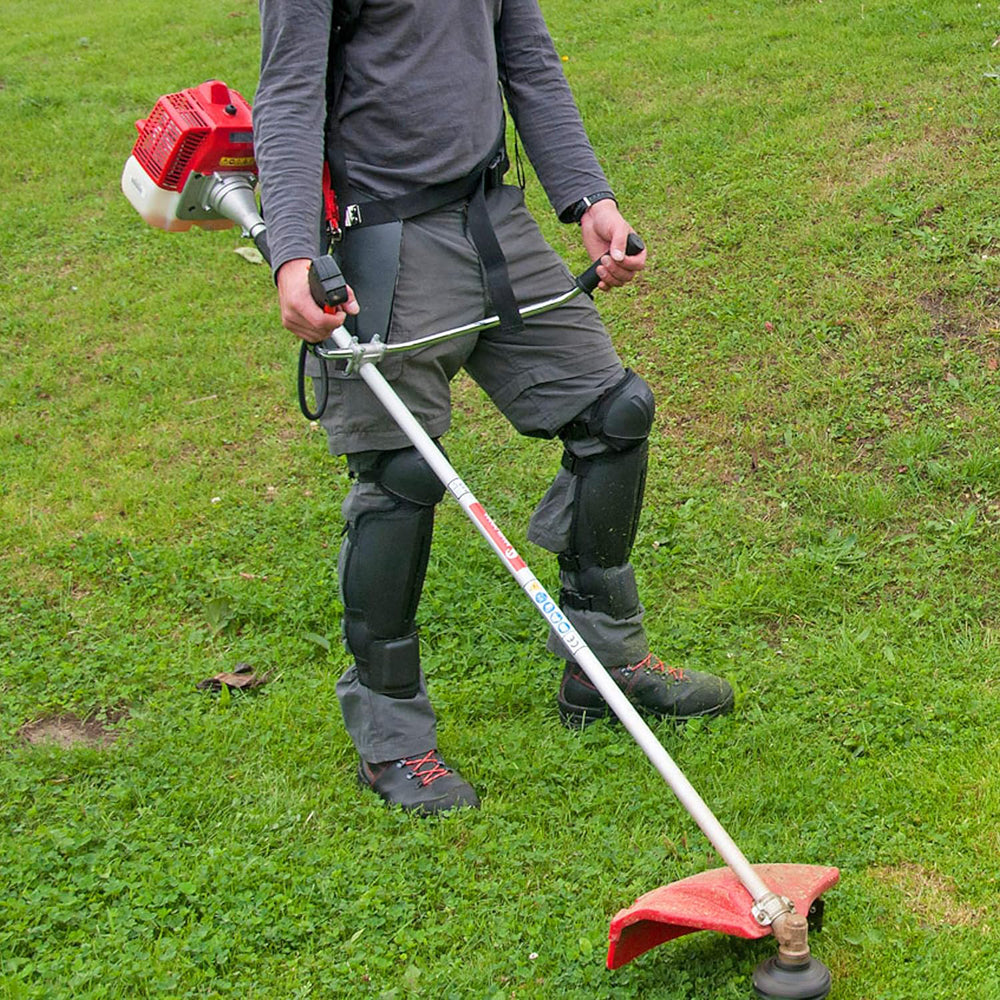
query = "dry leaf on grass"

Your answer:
(196, 662), (273, 692)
